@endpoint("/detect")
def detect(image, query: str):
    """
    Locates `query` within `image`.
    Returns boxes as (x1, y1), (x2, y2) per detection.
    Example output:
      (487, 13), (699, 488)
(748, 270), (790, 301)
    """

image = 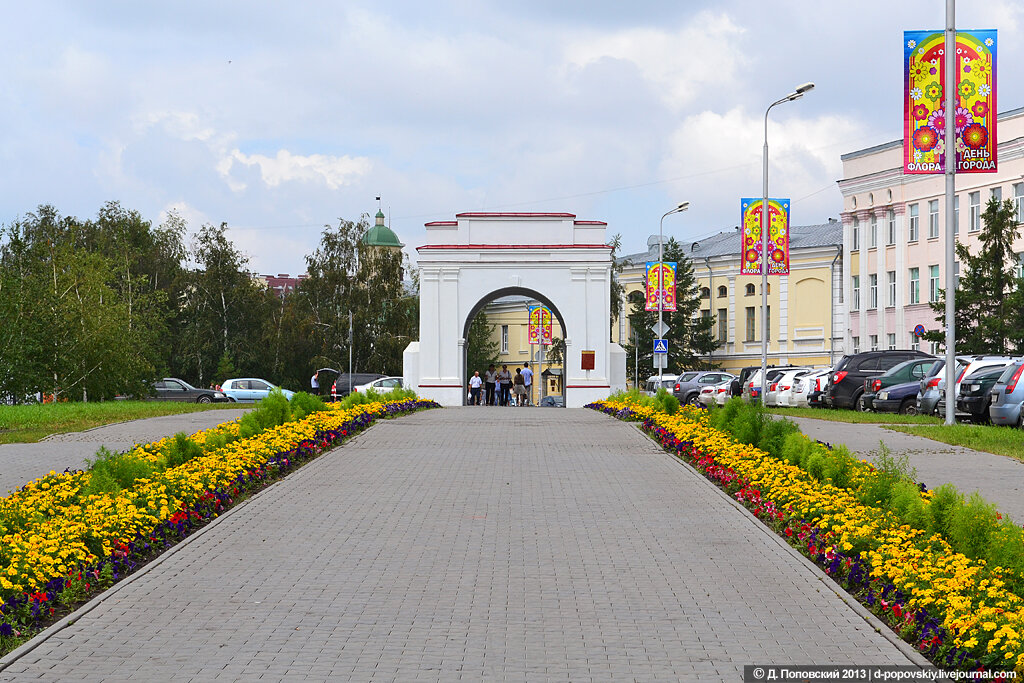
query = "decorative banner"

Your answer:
(903, 29), (997, 174)
(740, 198), (790, 276)
(644, 262), (677, 312)
(527, 305), (553, 345)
